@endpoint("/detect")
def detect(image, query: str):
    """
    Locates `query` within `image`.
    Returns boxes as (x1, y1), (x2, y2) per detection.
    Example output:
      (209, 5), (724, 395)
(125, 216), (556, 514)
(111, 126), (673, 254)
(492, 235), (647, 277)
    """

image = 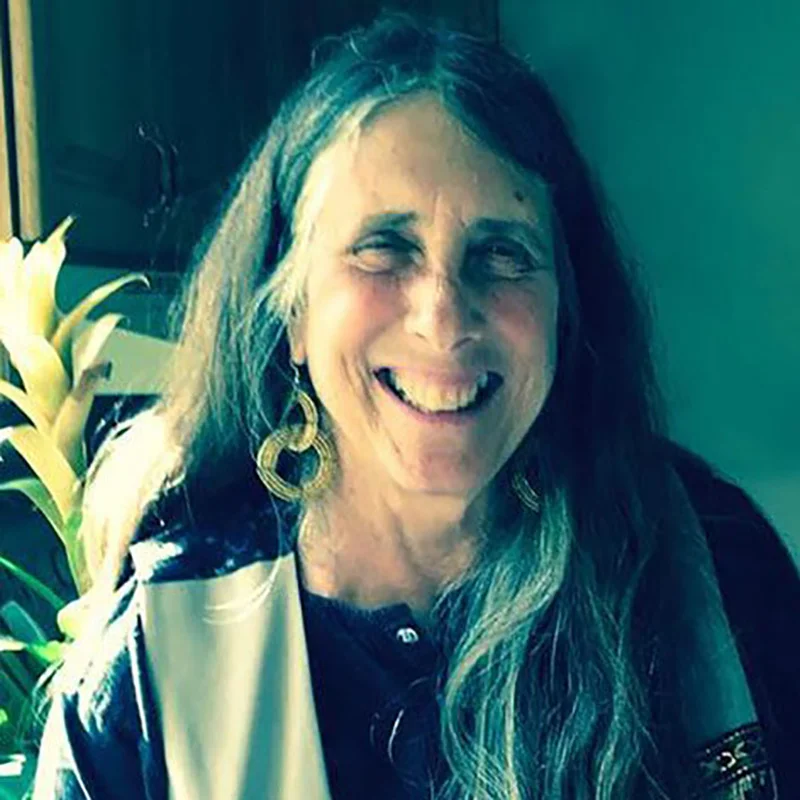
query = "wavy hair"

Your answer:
(41, 13), (690, 799)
